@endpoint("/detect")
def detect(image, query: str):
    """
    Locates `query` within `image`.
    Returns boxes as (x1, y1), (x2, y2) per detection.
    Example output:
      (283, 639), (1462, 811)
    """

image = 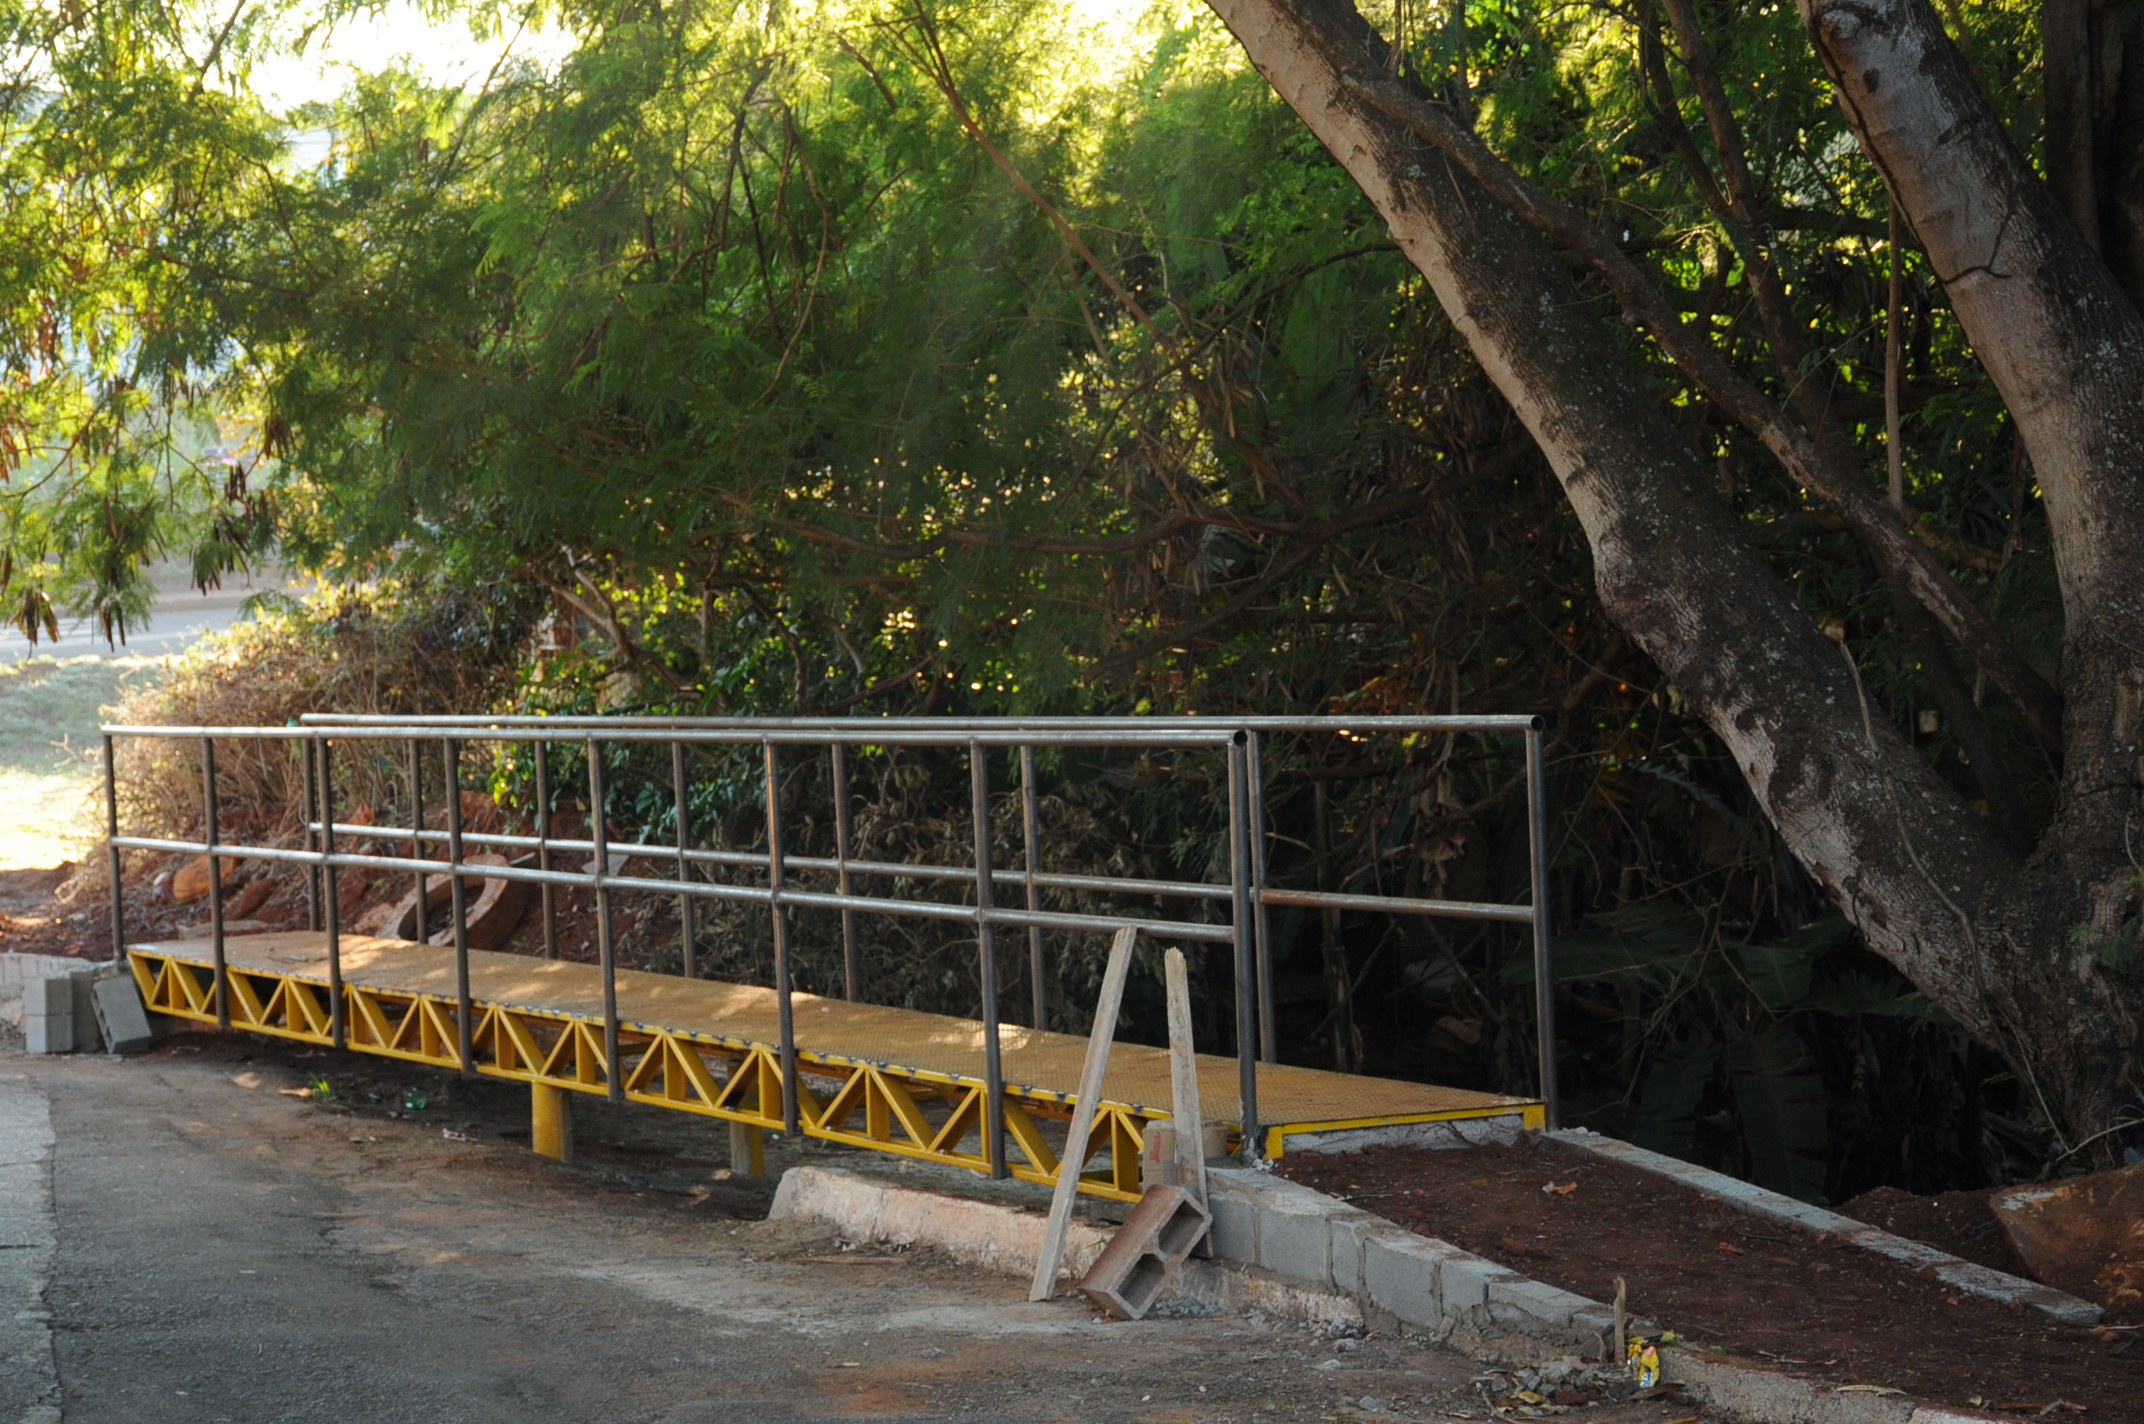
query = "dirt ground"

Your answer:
(5, 1031), (1717, 1424)
(0, 865), (98, 959)
(1833, 1184), (2021, 1274)
(1278, 1139), (2133, 1418)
